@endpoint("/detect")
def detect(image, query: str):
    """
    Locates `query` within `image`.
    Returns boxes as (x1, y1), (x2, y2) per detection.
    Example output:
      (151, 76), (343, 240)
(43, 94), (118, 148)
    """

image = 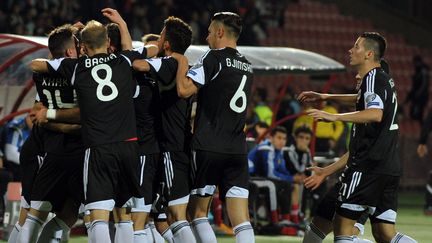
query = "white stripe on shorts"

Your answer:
(163, 152), (174, 193)
(140, 155), (146, 186)
(83, 148), (90, 201)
